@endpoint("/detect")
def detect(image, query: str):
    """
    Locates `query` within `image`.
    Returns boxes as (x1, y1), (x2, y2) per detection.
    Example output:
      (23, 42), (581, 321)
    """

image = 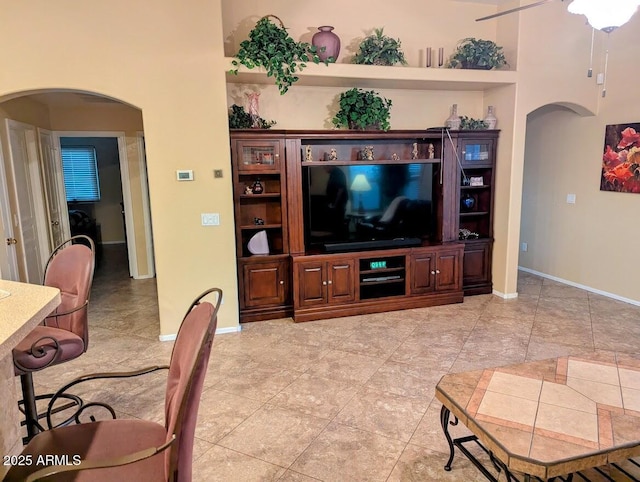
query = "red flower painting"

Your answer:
(601, 123), (640, 194)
